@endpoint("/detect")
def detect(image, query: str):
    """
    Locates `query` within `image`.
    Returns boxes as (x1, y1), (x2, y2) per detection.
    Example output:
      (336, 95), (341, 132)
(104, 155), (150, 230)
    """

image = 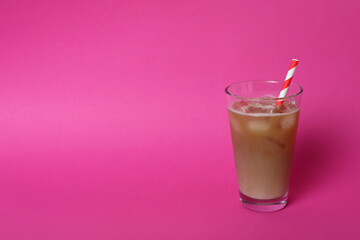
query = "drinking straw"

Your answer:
(275, 59), (299, 107)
